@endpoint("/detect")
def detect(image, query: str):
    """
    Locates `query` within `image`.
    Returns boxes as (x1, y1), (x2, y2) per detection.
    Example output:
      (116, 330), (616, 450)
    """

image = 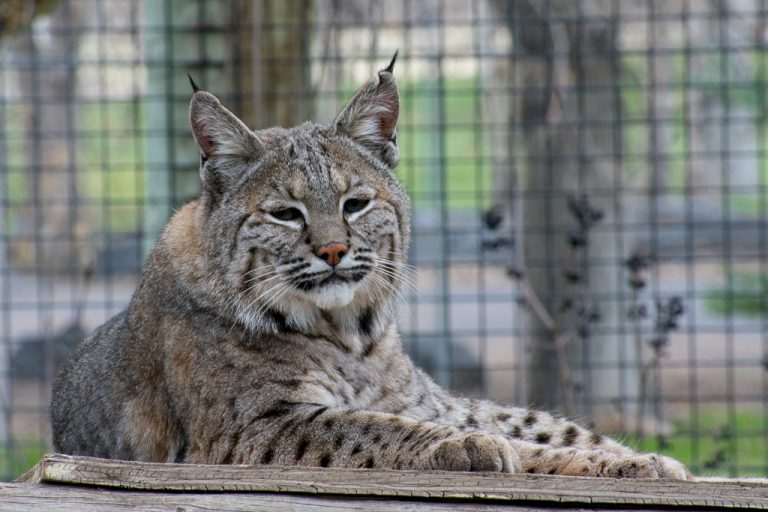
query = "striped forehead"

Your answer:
(277, 136), (350, 201)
